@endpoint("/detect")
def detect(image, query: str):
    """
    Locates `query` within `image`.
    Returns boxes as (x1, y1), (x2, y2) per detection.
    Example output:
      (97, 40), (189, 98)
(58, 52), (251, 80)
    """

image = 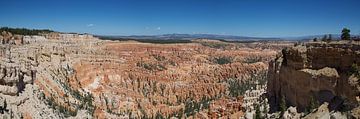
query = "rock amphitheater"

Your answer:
(0, 31), (291, 118)
(2, 30), (359, 119)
